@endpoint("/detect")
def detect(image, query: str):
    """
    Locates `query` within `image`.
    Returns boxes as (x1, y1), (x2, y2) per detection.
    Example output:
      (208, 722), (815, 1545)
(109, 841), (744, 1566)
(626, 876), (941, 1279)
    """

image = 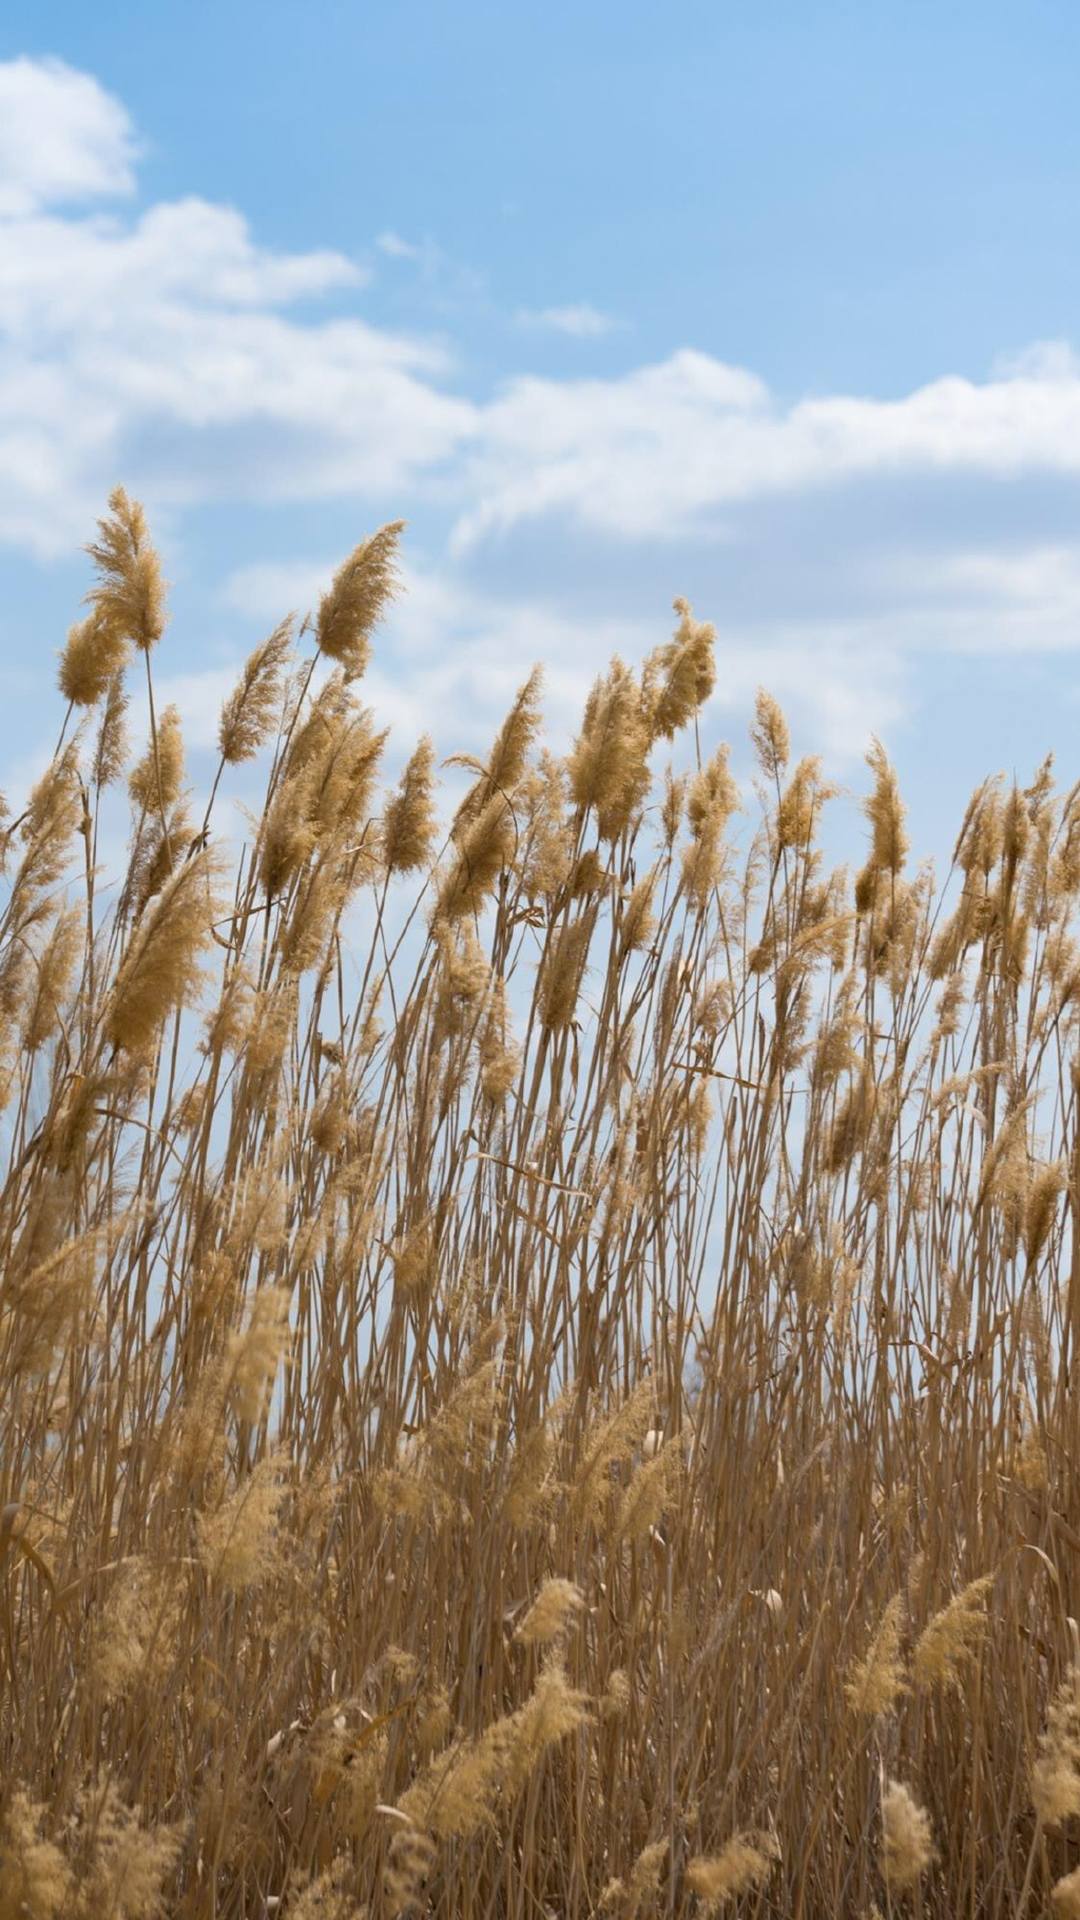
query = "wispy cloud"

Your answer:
(376, 230), (423, 260)
(515, 303), (617, 338)
(991, 338), (1080, 383)
(374, 230), (458, 283)
(0, 55), (138, 216)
